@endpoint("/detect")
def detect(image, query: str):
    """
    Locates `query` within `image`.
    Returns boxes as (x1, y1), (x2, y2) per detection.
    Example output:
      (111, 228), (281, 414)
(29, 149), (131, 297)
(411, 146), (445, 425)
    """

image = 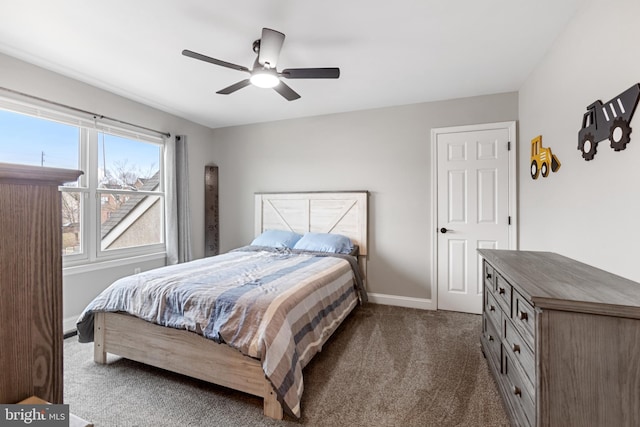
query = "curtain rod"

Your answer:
(0, 86), (171, 138)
